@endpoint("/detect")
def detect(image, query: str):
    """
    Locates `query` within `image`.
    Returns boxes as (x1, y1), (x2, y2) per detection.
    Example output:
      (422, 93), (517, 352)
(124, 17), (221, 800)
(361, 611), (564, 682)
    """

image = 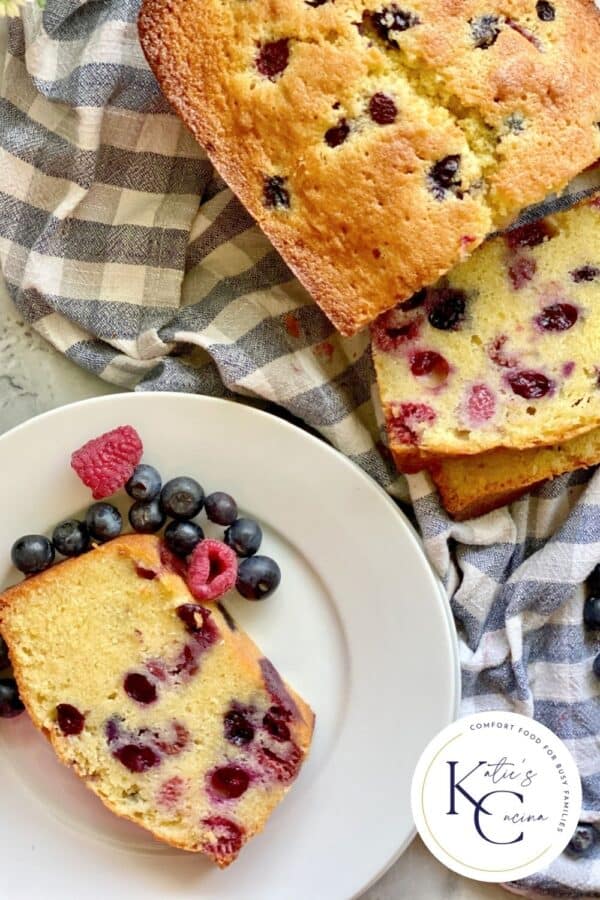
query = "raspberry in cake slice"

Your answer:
(0, 535), (314, 867)
(372, 194), (600, 471)
(139, 0), (600, 335)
